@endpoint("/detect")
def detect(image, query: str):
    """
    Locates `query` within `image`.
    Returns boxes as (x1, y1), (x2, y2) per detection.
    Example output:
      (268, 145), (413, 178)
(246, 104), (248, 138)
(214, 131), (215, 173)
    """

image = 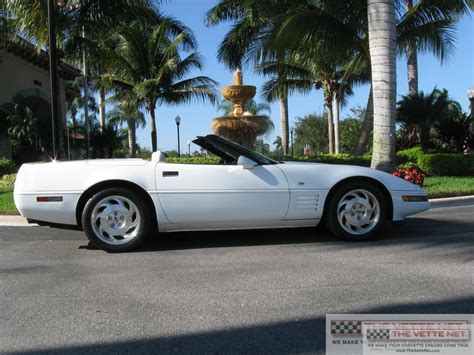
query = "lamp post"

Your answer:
(47, 0), (59, 159)
(187, 140), (191, 156)
(290, 129), (294, 157)
(468, 87), (474, 132)
(175, 115), (181, 157)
